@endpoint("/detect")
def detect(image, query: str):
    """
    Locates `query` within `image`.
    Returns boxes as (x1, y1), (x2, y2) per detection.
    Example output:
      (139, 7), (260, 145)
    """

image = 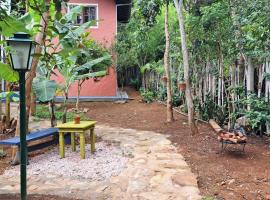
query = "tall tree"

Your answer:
(173, 0), (198, 134)
(164, 0), (174, 122)
(25, 0), (50, 131)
